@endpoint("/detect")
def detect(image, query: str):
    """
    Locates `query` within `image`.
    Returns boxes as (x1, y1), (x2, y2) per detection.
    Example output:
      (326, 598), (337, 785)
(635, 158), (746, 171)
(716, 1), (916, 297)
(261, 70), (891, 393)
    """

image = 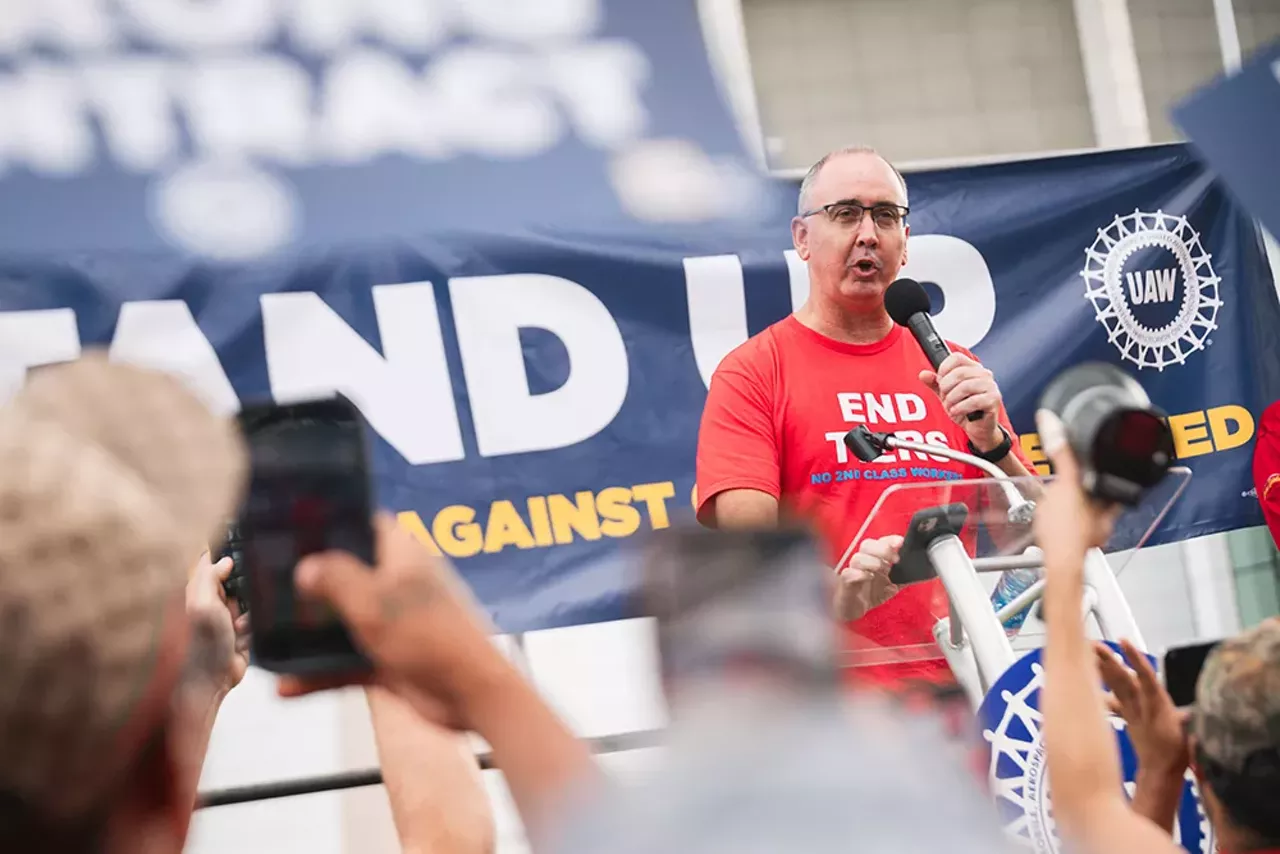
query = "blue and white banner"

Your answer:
(1173, 39), (1280, 244)
(1, 141), (1278, 628)
(978, 645), (1213, 854)
(0, 0), (777, 262)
